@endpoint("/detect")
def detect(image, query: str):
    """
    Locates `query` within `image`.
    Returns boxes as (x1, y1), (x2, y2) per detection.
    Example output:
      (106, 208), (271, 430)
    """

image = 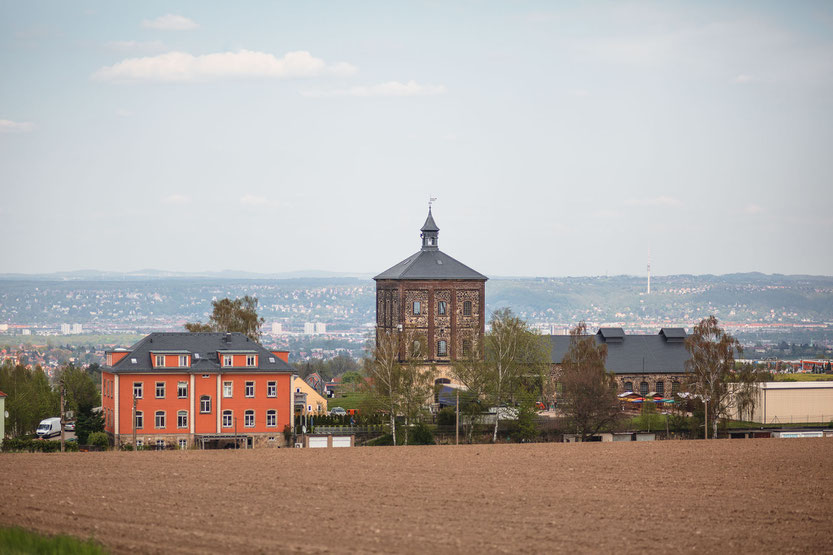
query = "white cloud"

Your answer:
(744, 203), (765, 214)
(303, 80), (446, 98)
(0, 119), (35, 132)
(162, 194), (191, 205)
(142, 14), (199, 31)
(106, 40), (166, 53)
(115, 109), (133, 117)
(93, 50), (357, 83)
(624, 196), (682, 207)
